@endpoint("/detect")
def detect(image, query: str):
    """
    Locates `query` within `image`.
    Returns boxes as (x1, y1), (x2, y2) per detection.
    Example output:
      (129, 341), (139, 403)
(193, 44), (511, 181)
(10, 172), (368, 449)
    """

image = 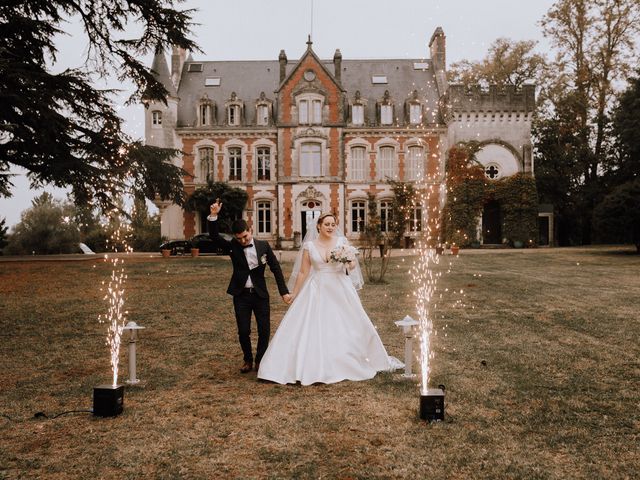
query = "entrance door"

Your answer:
(301, 209), (322, 239)
(482, 200), (501, 244)
(538, 216), (550, 246)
